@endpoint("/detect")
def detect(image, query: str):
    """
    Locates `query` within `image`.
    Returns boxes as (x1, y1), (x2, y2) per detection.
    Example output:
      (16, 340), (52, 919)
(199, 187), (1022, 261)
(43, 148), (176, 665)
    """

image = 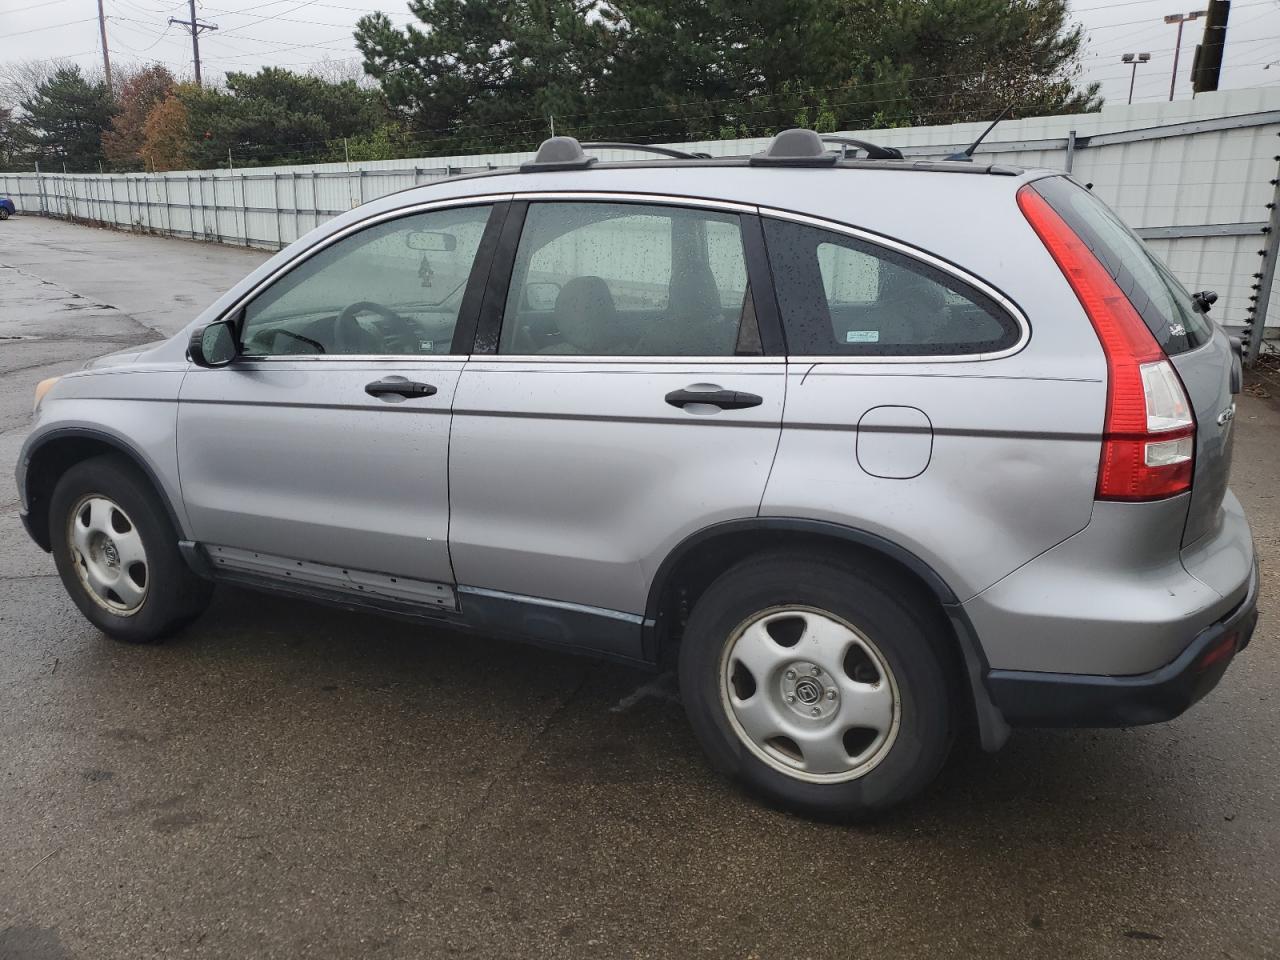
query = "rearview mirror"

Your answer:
(406, 230), (457, 252)
(524, 281), (561, 311)
(188, 319), (238, 368)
